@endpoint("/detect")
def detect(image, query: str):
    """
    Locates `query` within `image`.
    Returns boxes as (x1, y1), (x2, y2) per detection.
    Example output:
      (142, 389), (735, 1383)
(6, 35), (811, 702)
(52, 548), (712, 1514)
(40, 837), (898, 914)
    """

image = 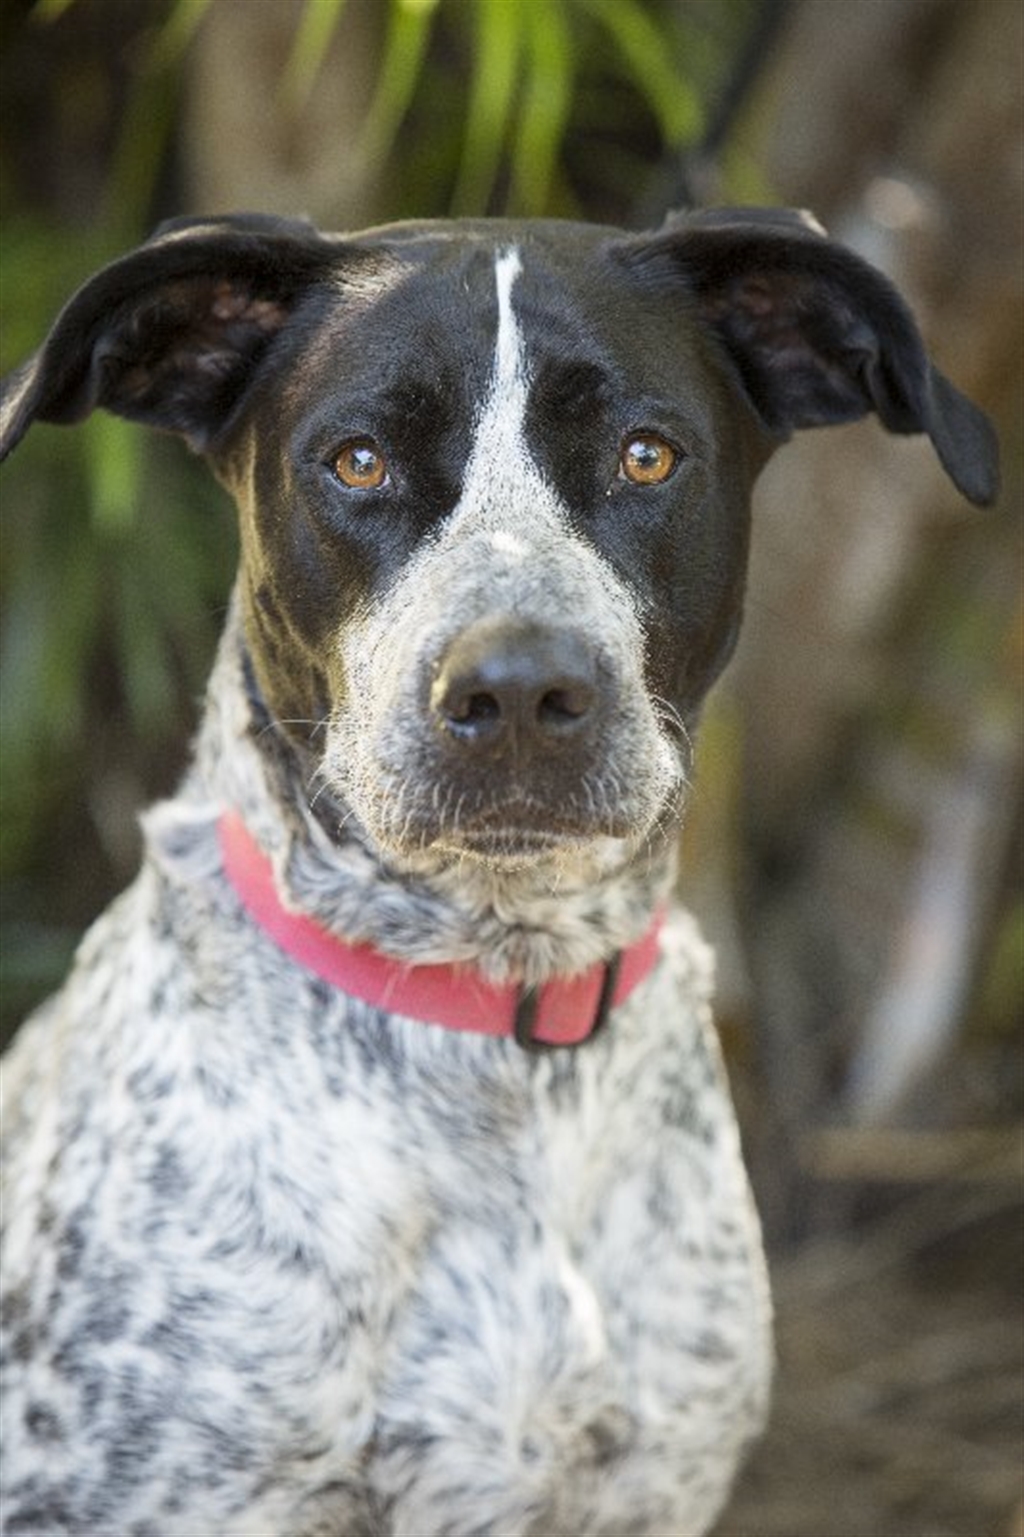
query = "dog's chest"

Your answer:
(2, 874), (769, 1537)
(218, 941), (771, 1532)
(367, 1096), (767, 1534)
